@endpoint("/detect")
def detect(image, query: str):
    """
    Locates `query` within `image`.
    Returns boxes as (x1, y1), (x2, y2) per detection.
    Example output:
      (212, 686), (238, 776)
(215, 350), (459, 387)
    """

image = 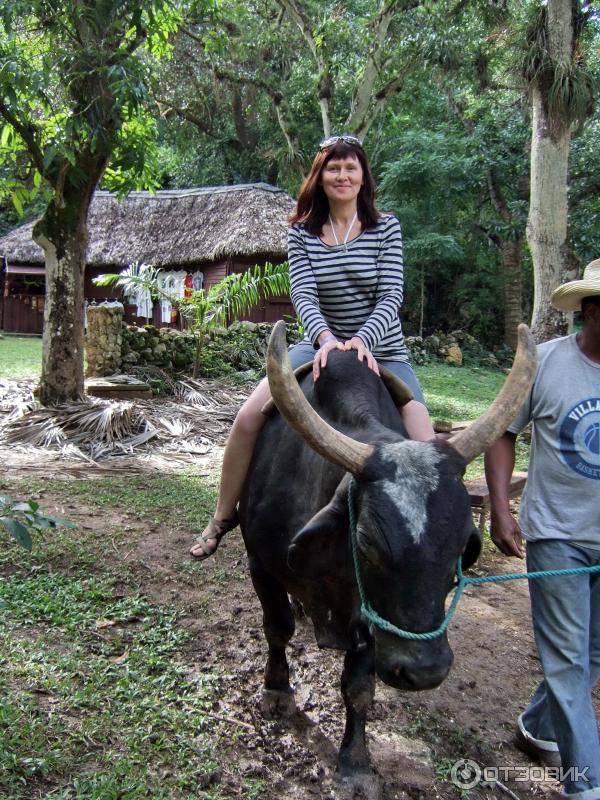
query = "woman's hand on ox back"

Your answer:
(313, 338), (344, 381)
(343, 337), (380, 376)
